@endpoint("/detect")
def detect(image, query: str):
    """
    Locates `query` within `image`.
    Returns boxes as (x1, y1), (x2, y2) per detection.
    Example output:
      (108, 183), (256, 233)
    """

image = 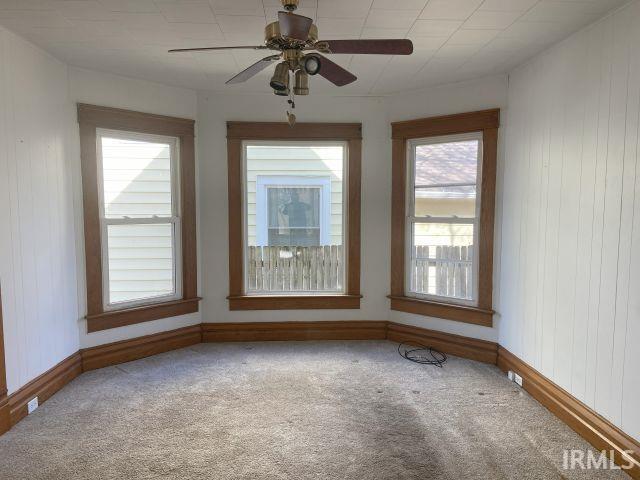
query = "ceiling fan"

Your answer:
(169, 0), (413, 123)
